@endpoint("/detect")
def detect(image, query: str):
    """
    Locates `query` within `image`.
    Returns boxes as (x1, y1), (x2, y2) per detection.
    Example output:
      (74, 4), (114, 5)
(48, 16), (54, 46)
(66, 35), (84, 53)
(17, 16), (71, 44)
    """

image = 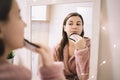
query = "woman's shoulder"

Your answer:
(84, 36), (90, 40)
(0, 61), (31, 80)
(84, 37), (91, 47)
(84, 37), (90, 42)
(11, 64), (32, 79)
